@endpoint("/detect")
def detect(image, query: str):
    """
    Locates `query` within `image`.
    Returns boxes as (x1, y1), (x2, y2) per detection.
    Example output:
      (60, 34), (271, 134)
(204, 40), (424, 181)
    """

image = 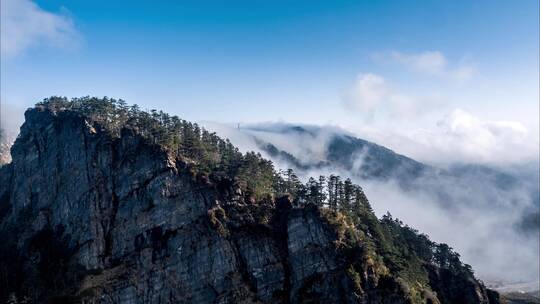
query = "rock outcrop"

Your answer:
(0, 105), (500, 303)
